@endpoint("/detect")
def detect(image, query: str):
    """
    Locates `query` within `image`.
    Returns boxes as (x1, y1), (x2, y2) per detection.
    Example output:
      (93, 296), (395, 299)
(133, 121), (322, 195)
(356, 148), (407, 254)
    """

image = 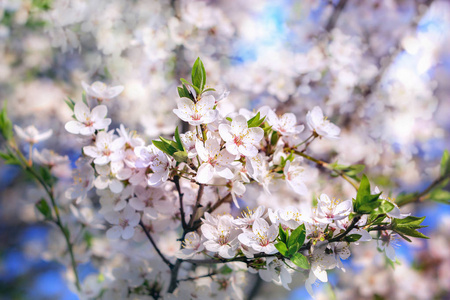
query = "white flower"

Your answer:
(94, 164), (125, 194)
(238, 218), (278, 254)
(234, 206), (266, 229)
(104, 205), (140, 240)
(277, 206), (311, 230)
(180, 131), (198, 158)
(218, 115), (264, 158)
(175, 232), (205, 259)
(33, 149), (69, 167)
(65, 102), (111, 136)
(83, 131), (125, 165)
(306, 106), (340, 139)
(305, 244), (337, 297)
(258, 257), (293, 290)
(201, 214), (240, 259)
(374, 186), (410, 219)
(315, 194), (352, 224)
(14, 125), (52, 144)
(283, 158), (308, 195)
(134, 144), (171, 186)
(66, 159), (95, 203)
(173, 96), (218, 125)
(378, 231), (398, 261)
(267, 111), (304, 136)
(335, 216), (372, 243)
(81, 81), (124, 100)
(195, 138), (235, 184)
